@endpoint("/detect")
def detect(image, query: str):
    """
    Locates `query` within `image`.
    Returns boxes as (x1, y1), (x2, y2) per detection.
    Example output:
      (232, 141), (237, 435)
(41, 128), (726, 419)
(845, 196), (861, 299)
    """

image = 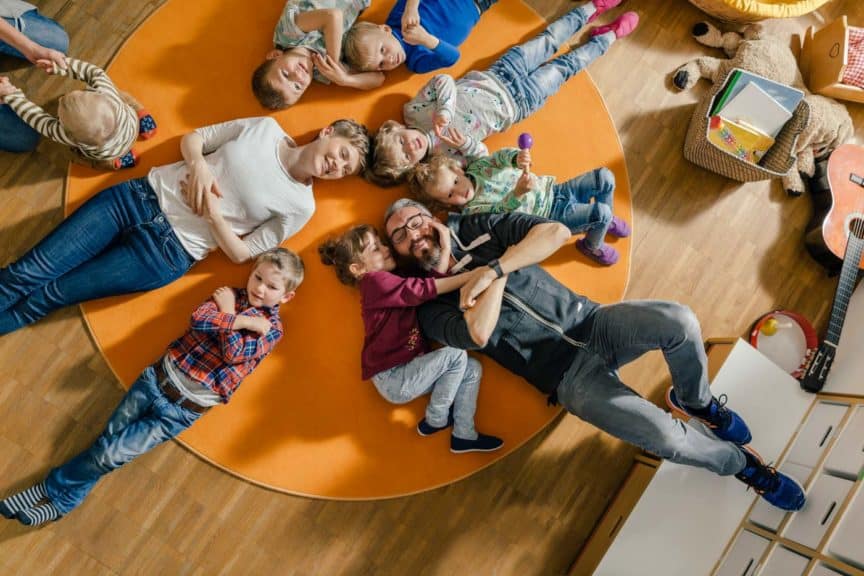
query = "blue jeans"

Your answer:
(548, 166), (615, 248)
(0, 178), (195, 335)
(487, 3), (613, 123)
(372, 347), (481, 440)
(0, 10), (69, 153)
(44, 365), (203, 515)
(556, 301), (747, 476)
